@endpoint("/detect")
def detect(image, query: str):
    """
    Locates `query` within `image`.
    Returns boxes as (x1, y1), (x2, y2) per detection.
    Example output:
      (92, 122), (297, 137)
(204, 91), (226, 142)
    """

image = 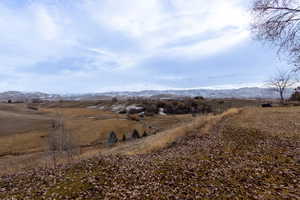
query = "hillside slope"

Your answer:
(0, 103), (51, 136)
(0, 107), (299, 199)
